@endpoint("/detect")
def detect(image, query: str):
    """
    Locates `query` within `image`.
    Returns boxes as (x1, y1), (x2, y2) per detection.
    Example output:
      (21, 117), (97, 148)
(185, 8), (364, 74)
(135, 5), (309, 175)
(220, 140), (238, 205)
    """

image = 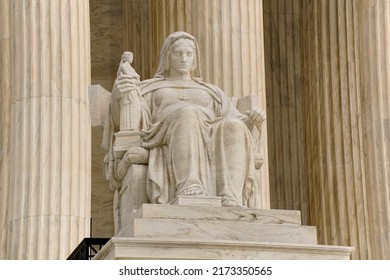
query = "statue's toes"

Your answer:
(178, 185), (207, 197)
